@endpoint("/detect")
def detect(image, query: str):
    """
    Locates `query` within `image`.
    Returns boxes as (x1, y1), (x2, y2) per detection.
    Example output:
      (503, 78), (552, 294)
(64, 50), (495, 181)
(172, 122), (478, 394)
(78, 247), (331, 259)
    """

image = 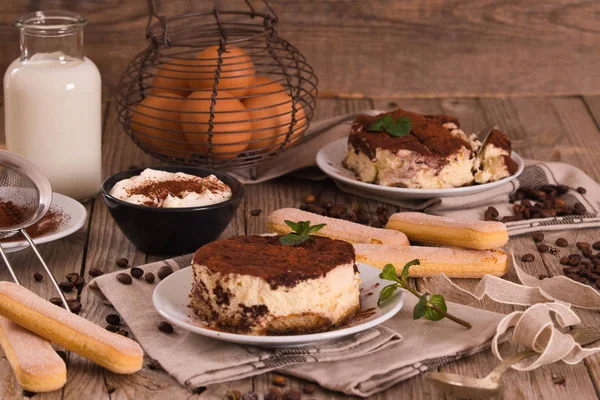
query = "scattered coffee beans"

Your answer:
(58, 281), (74, 292)
(272, 375), (288, 387)
(521, 254), (535, 262)
(67, 299), (82, 314)
(116, 257), (129, 268)
(116, 273), (132, 285)
(532, 232), (544, 242)
(242, 392), (259, 400)
(117, 329), (129, 337)
(130, 267), (143, 279)
(145, 272), (155, 284)
(555, 238), (568, 247)
(577, 242), (590, 249)
(158, 266), (173, 280)
(264, 388), (282, 400)
(105, 324), (119, 332)
(537, 244), (549, 253)
(74, 276), (86, 290)
(106, 314), (121, 325)
(303, 383), (317, 394)
(22, 390), (36, 398)
(158, 321), (174, 334)
(33, 272), (43, 282)
(250, 209), (262, 216)
(583, 248), (593, 257)
(147, 359), (161, 370)
(89, 268), (104, 278)
(49, 297), (62, 306)
(282, 389), (301, 400)
(66, 272), (79, 283)
(577, 187), (587, 194)
(560, 256), (569, 265)
(484, 206), (499, 221)
(593, 242), (600, 251)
